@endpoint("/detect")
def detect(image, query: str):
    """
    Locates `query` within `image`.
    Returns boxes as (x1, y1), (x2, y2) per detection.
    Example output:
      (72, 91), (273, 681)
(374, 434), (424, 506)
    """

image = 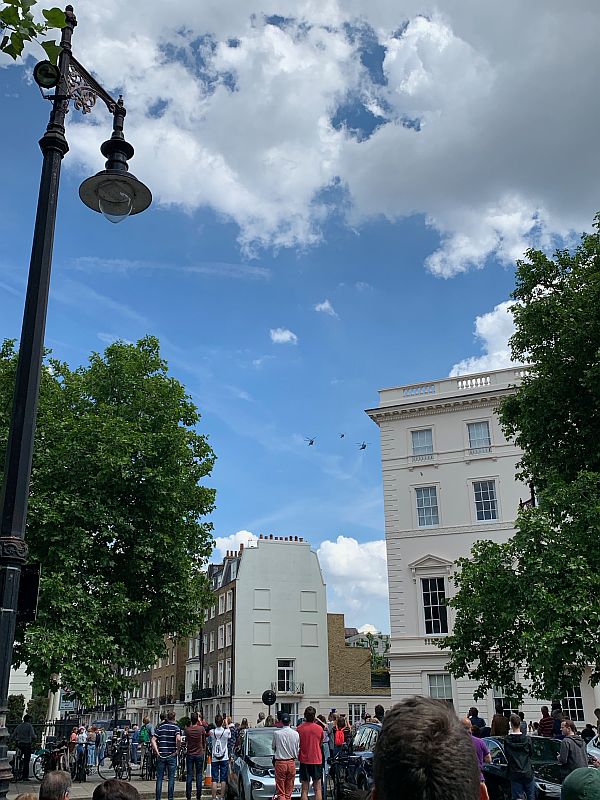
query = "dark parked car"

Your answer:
(483, 736), (564, 800)
(332, 722), (381, 800)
